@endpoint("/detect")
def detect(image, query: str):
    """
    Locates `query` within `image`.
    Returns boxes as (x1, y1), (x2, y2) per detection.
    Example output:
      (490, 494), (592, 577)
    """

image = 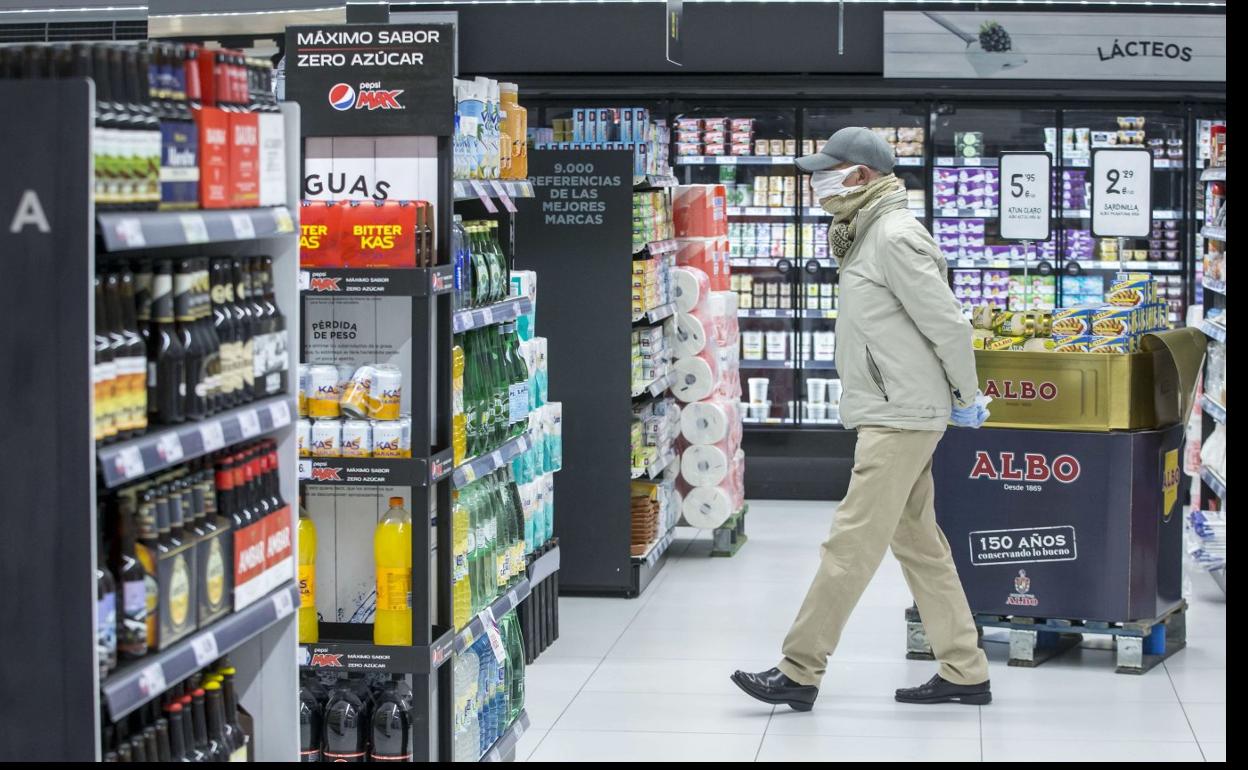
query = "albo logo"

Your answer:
(969, 451), (1081, 483)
